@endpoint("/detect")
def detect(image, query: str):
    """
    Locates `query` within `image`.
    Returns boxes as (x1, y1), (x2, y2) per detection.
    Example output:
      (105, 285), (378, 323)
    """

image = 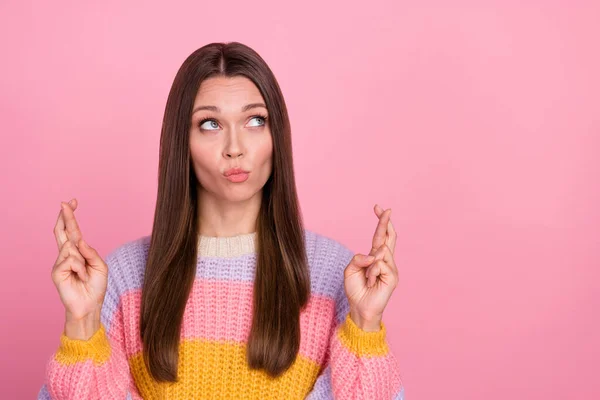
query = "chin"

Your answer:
(218, 186), (260, 202)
